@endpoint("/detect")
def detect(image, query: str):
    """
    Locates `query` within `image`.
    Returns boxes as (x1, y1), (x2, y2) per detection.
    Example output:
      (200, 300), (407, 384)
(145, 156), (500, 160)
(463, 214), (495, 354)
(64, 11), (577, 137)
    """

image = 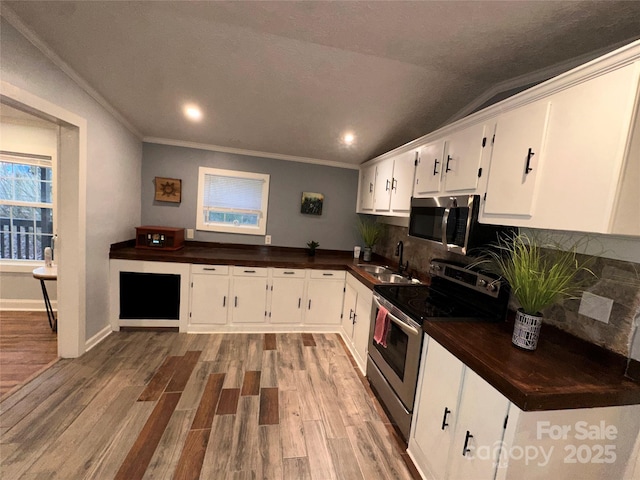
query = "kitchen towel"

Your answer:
(374, 306), (390, 347)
